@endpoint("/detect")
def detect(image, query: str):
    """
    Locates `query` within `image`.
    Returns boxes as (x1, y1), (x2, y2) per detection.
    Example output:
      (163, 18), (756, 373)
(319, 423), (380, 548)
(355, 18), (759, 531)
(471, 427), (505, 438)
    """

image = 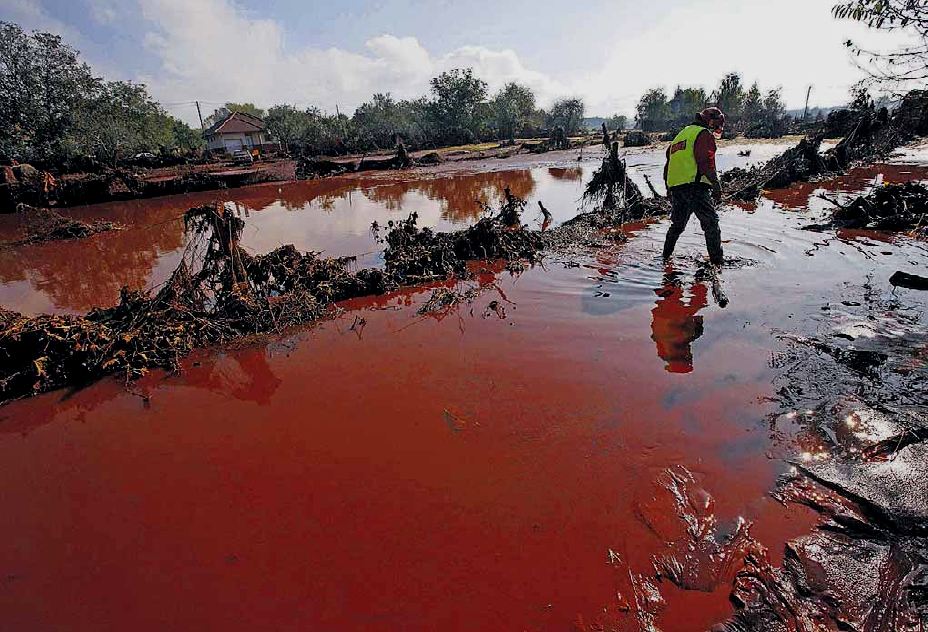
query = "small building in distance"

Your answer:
(203, 111), (278, 155)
